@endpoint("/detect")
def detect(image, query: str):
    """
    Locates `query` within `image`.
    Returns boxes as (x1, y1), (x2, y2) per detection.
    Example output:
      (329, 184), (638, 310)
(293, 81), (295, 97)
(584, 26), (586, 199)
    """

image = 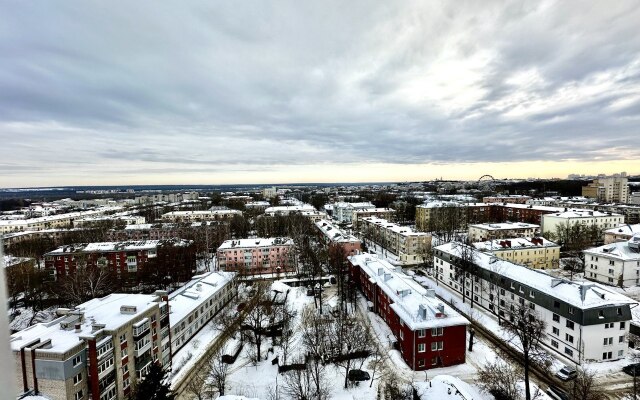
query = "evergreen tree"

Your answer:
(133, 363), (175, 400)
